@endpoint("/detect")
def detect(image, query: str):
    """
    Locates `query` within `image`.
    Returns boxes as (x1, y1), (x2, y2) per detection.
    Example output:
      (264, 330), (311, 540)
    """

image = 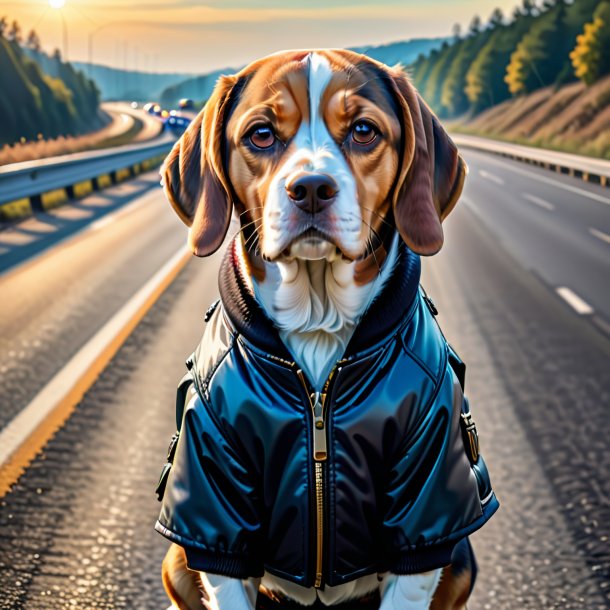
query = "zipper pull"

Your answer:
(311, 392), (327, 461)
